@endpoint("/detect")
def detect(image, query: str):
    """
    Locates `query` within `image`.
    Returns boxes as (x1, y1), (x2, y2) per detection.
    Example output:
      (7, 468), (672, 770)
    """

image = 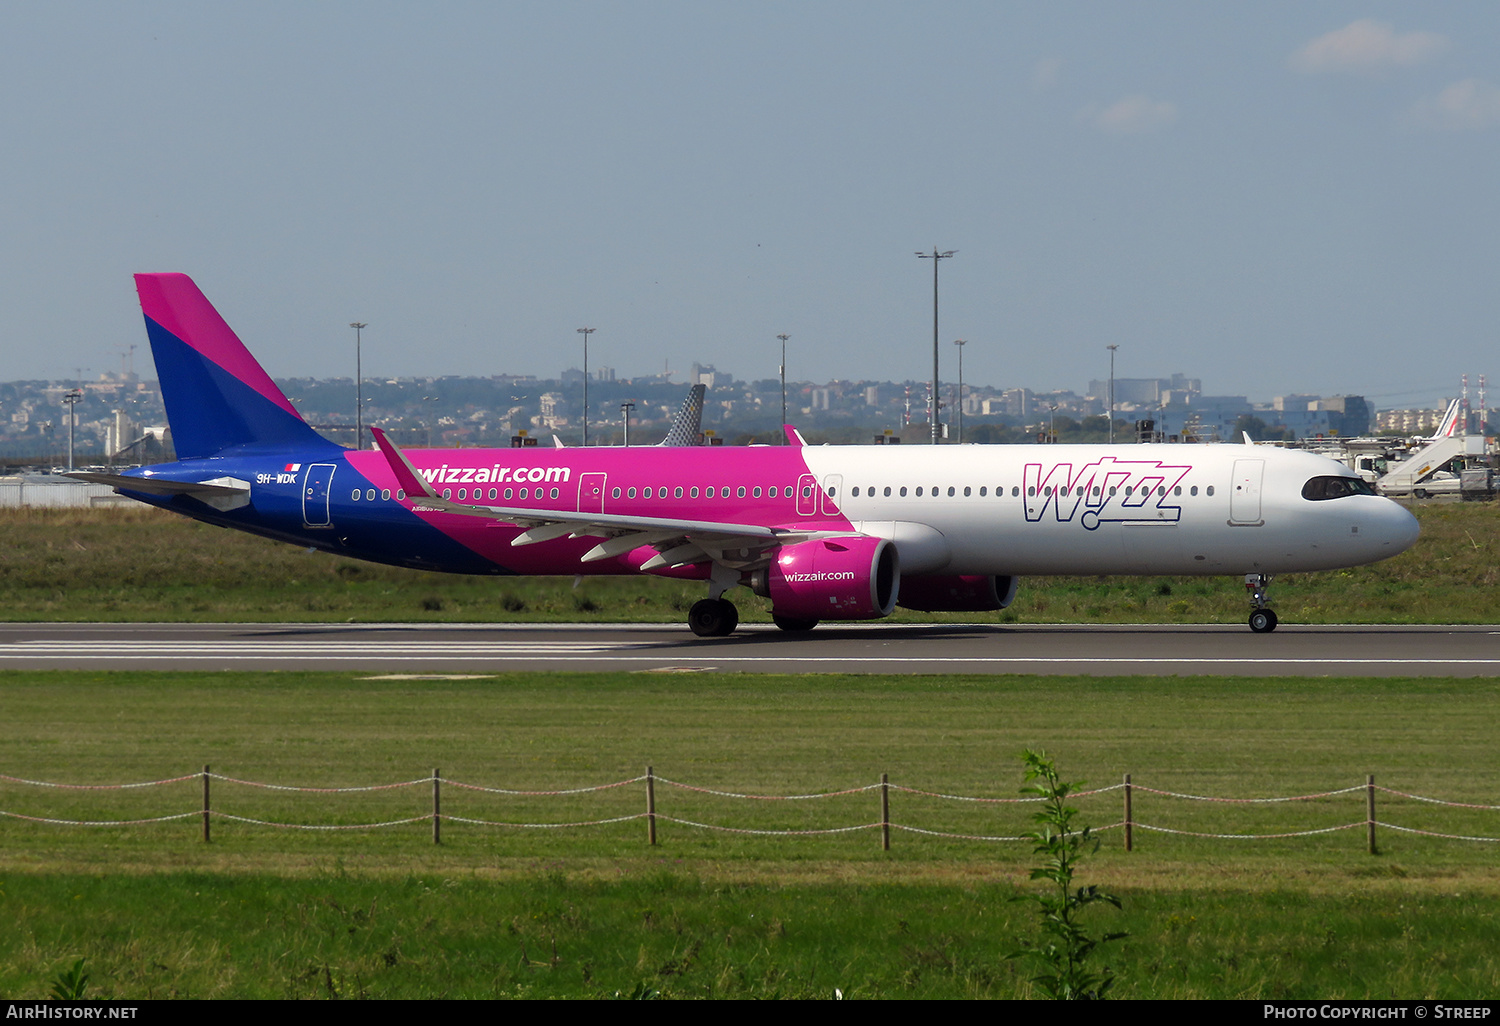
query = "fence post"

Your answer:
(1367, 774), (1377, 855)
(433, 768), (441, 846)
(1124, 773), (1133, 852)
(202, 764), (210, 844)
(881, 773), (890, 851)
(646, 765), (657, 846)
